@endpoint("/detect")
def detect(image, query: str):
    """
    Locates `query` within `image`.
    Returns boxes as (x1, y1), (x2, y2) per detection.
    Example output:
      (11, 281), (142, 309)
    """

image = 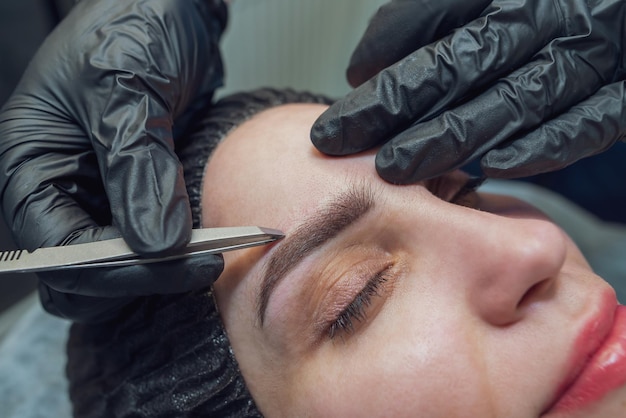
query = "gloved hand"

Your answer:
(311, 0), (626, 183)
(0, 0), (227, 323)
